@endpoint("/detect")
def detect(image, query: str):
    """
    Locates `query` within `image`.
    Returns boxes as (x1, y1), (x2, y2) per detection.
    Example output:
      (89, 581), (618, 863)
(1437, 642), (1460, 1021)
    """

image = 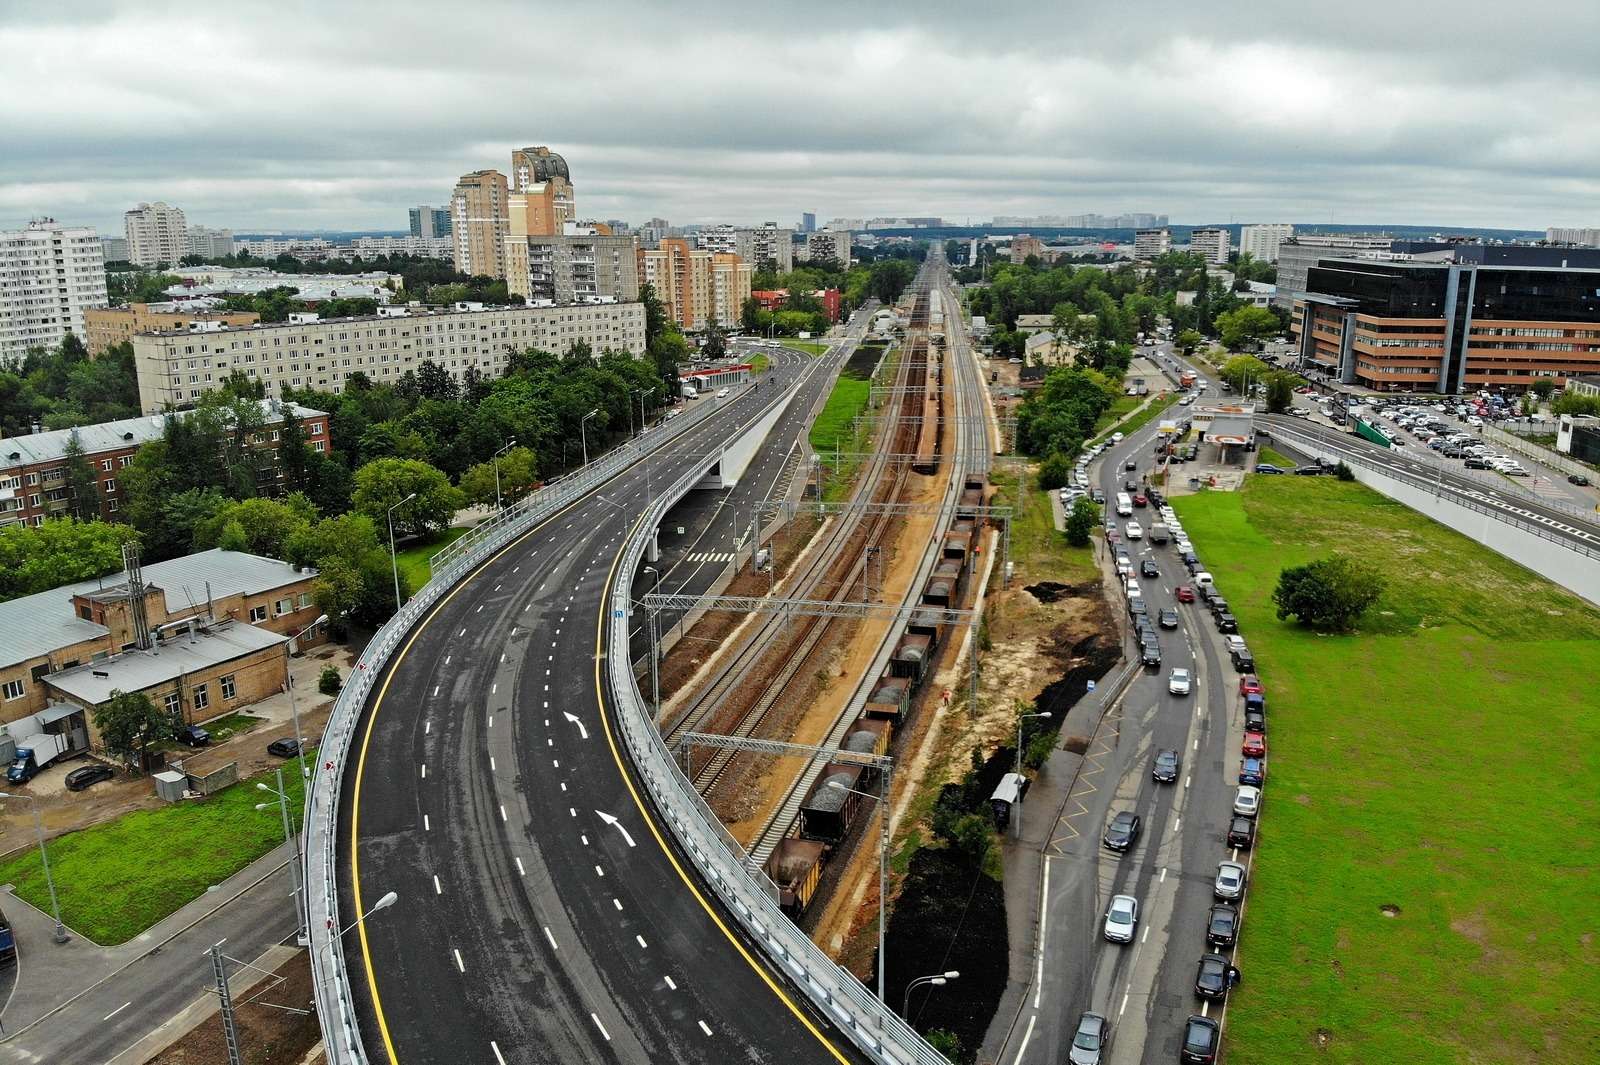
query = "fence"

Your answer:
(1480, 424), (1593, 481)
